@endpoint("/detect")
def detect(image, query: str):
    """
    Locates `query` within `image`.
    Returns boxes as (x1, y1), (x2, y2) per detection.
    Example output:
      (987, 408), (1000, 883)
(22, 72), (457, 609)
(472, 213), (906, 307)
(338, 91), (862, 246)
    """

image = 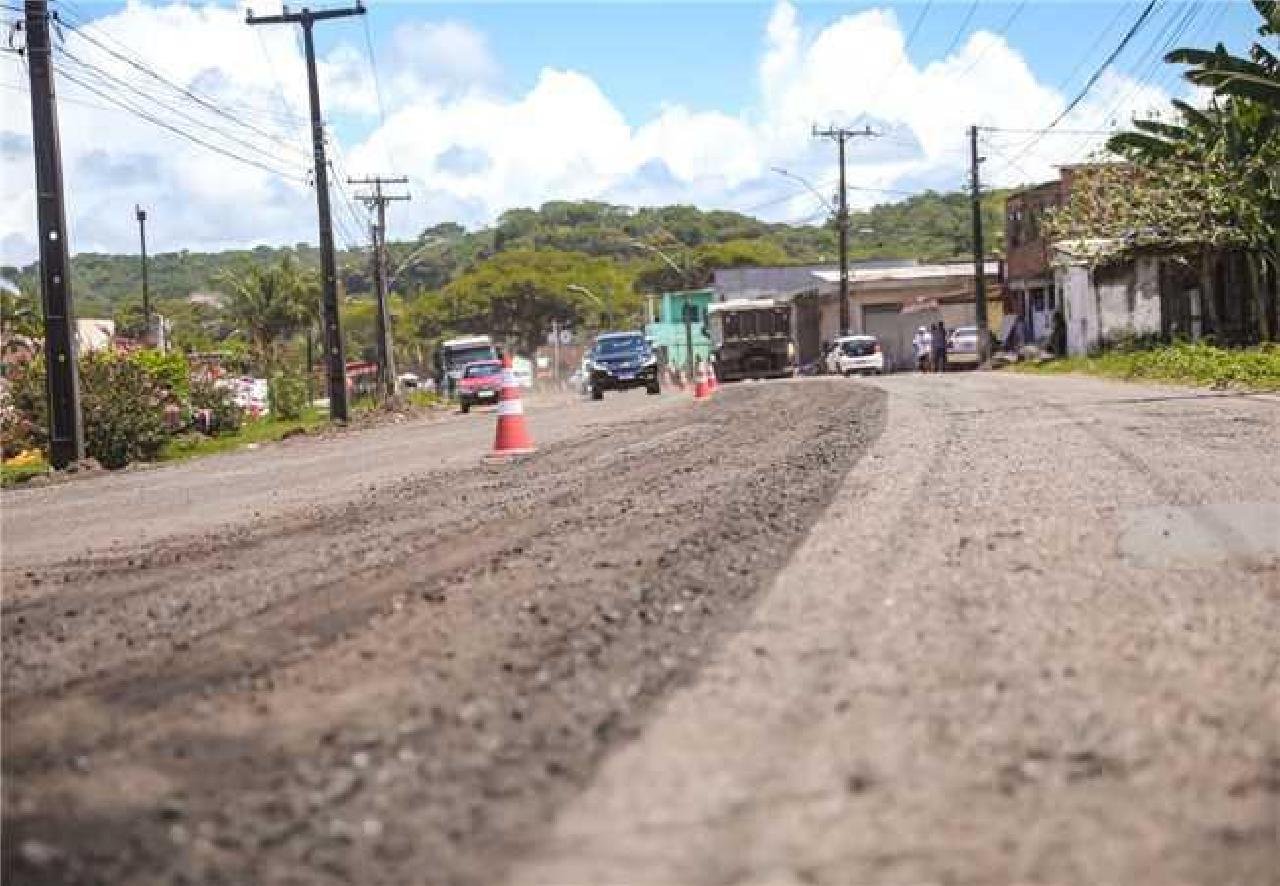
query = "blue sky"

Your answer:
(0, 1), (1269, 259)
